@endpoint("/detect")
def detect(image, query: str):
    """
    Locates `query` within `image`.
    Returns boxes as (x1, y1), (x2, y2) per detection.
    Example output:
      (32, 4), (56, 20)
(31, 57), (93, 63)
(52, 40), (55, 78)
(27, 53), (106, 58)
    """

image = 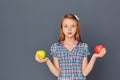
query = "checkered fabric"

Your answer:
(50, 41), (90, 80)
